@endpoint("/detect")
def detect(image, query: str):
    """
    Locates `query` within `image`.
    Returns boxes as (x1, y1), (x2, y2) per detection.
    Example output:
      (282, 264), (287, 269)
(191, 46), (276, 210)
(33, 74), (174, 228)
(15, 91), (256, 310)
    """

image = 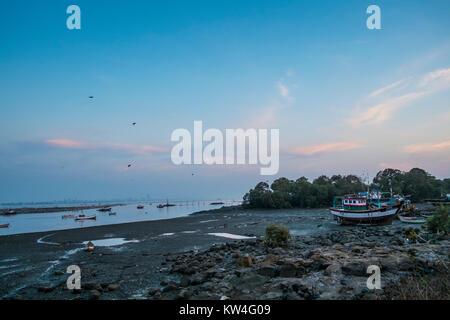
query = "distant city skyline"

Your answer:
(0, 0), (449, 202)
